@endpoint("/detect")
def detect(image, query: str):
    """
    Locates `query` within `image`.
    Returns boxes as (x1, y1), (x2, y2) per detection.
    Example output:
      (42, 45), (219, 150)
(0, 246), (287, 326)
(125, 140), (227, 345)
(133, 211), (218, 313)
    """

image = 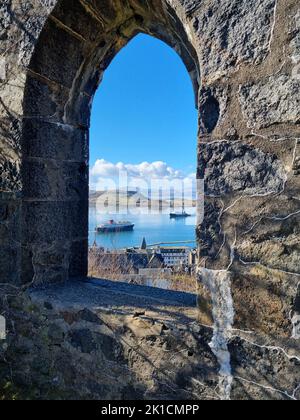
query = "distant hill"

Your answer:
(90, 190), (154, 207)
(89, 190), (196, 208)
